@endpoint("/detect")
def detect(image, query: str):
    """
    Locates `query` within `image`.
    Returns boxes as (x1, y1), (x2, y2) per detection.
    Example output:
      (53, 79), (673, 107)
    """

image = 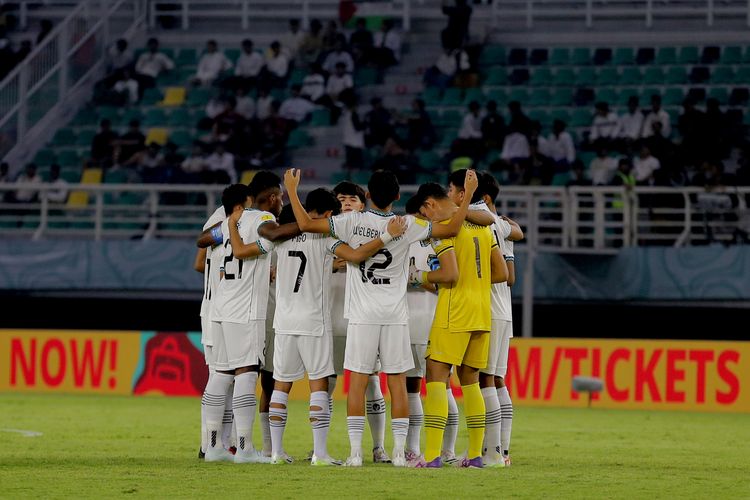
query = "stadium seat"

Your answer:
(619, 67), (641, 85)
(573, 87), (594, 106)
(416, 173), (441, 184)
(51, 128), (76, 147)
(187, 87), (212, 106)
(288, 68), (306, 86)
(144, 109), (168, 127)
(146, 128), (169, 146)
(176, 48), (197, 66)
(613, 47), (635, 65)
(286, 129), (312, 148)
(508, 48), (527, 66)
(549, 47), (570, 65)
(677, 46), (699, 64)
(551, 172), (570, 186)
(553, 68), (575, 86)
(72, 107), (98, 126)
(665, 66), (688, 84)
(530, 68), (553, 86)
(686, 87), (706, 103)
(34, 148), (56, 166)
(643, 66), (664, 85)
(167, 108), (192, 127)
(640, 87), (661, 103)
(225, 48), (241, 63)
(142, 88), (163, 105)
(595, 88), (616, 105)
(529, 88), (552, 106)
(528, 109), (549, 125)
(508, 88), (529, 103)
(655, 47), (677, 65)
(67, 168), (102, 207)
(663, 88), (685, 105)
(75, 129), (96, 147)
(479, 45), (506, 67)
(160, 87), (186, 106)
(618, 87), (639, 106)
(707, 87), (729, 105)
(742, 46), (750, 63)
(574, 67), (595, 86)
(485, 88), (507, 103)
(733, 66), (750, 84)
(417, 150), (442, 170)
(509, 68), (530, 85)
(729, 87), (749, 105)
(442, 88), (463, 106)
(239, 170), (257, 184)
(351, 171), (371, 185)
(421, 87), (441, 105)
(636, 47), (655, 65)
(529, 48), (548, 65)
(170, 130), (193, 148)
(689, 66), (710, 84)
(701, 46), (720, 64)
(570, 108), (591, 127)
(310, 108), (331, 126)
(571, 48), (591, 65)
(720, 46), (742, 64)
(551, 88), (574, 106)
(97, 107), (120, 123)
(104, 169), (128, 184)
(711, 66), (734, 84)
(329, 171), (349, 184)
(57, 149), (81, 167)
(549, 109), (571, 124)
(485, 67), (508, 85)
(463, 88), (484, 105)
(593, 48), (612, 65)
(121, 109), (143, 126)
(595, 67), (618, 86)
(354, 67), (378, 86)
